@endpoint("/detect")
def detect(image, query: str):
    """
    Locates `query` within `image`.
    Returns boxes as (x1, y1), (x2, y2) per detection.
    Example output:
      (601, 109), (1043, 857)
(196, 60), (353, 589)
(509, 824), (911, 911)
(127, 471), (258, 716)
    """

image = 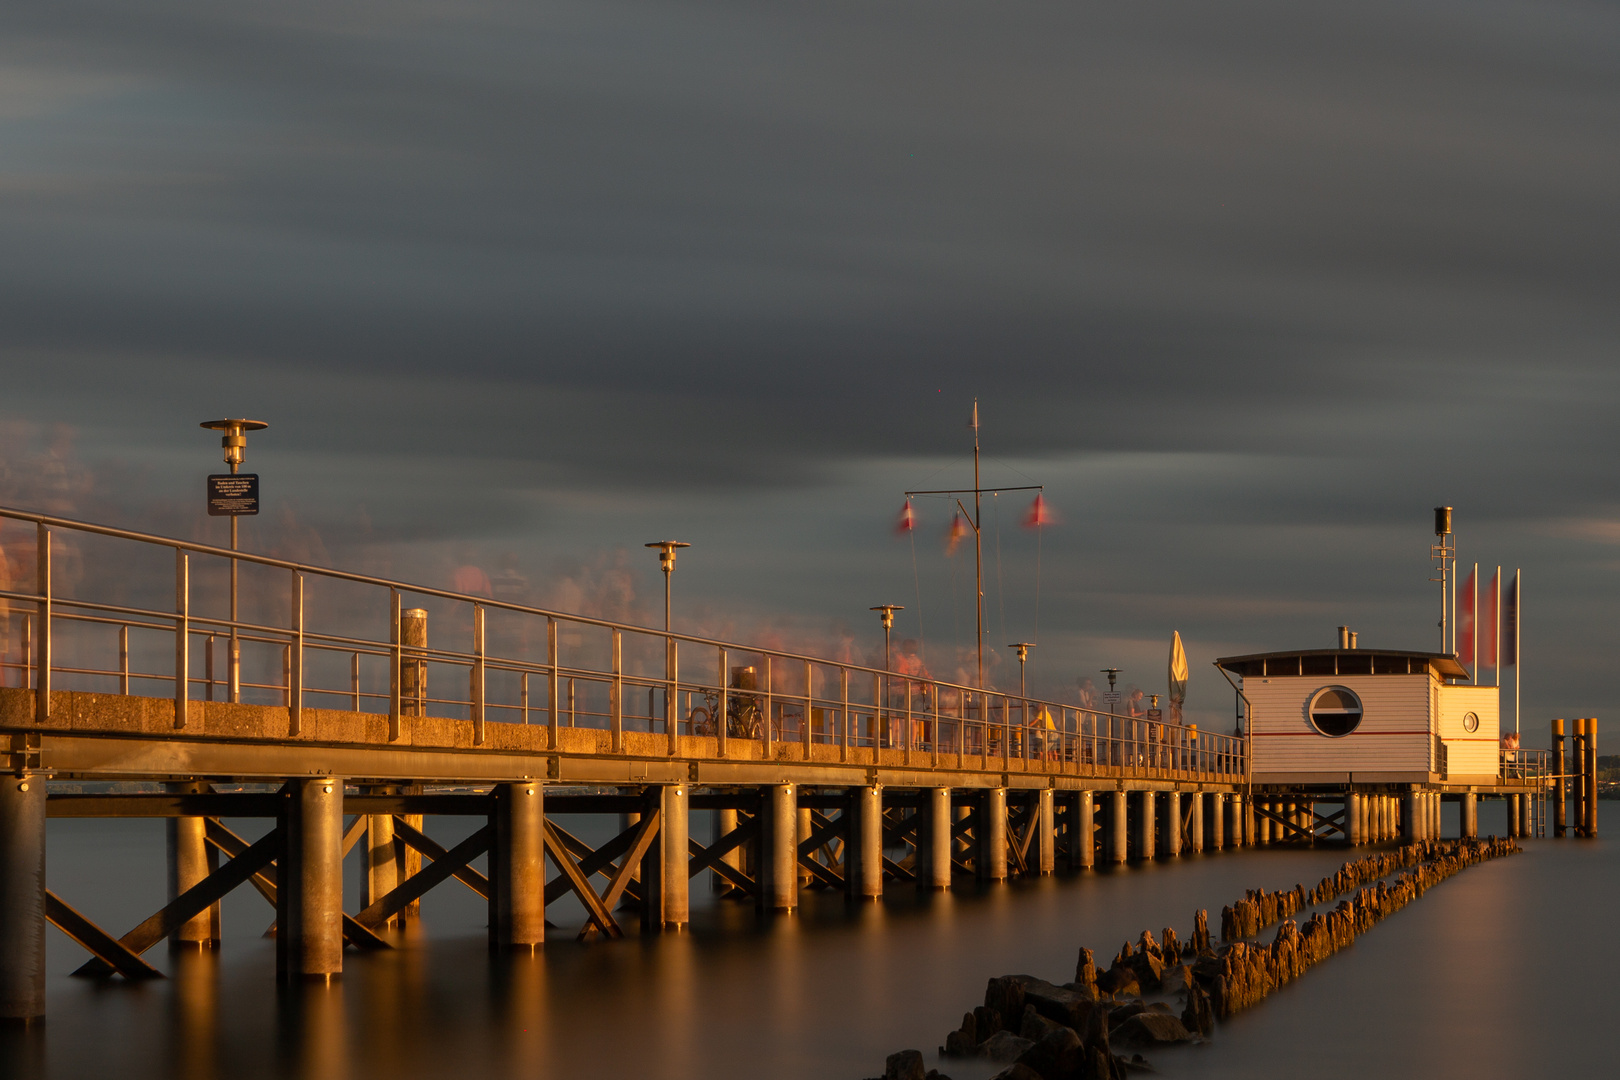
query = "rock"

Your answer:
(986, 977), (1028, 1031)
(979, 1031), (1036, 1063)
(987, 1065), (1045, 1080)
(1181, 979), (1214, 1037)
(1127, 948), (1165, 991)
(924, 1072), (953, 1080)
(1158, 963), (1194, 995)
(1095, 964), (1140, 998)
(885, 1049), (927, 1080)
(1011, 975), (1102, 1030)
(1075, 947), (1098, 993)
(975, 1006), (1003, 1040)
(1112, 1013), (1193, 1047)
(1014, 1026), (1083, 1080)
(1124, 1053), (1157, 1072)
(943, 1029), (977, 1058)
(1020, 1005), (1063, 1042)
(1085, 1046), (1118, 1080)
(1108, 1002), (1146, 1029)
